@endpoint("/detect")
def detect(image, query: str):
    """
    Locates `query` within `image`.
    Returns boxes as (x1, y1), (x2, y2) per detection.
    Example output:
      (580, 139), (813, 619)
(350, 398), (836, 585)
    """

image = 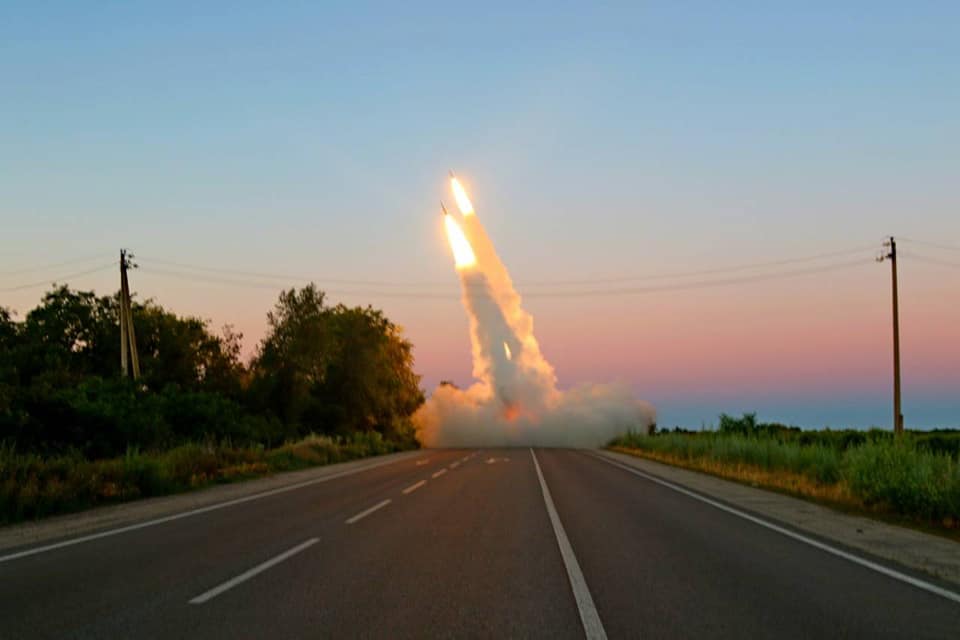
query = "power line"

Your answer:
(136, 257), (452, 288)
(521, 258), (873, 298)
(899, 250), (960, 269)
(137, 243), (878, 290)
(0, 263), (117, 293)
(519, 244), (879, 286)
(899, 237), (960, 254)
(139, 258), (873, 300)
(0, 253), (115, 277)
